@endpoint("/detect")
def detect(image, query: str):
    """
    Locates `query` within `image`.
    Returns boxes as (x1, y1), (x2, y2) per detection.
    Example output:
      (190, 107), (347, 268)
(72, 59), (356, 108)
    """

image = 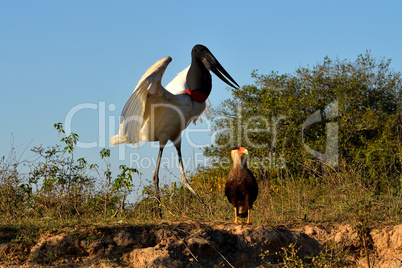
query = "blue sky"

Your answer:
(1, 1), (402, 198)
